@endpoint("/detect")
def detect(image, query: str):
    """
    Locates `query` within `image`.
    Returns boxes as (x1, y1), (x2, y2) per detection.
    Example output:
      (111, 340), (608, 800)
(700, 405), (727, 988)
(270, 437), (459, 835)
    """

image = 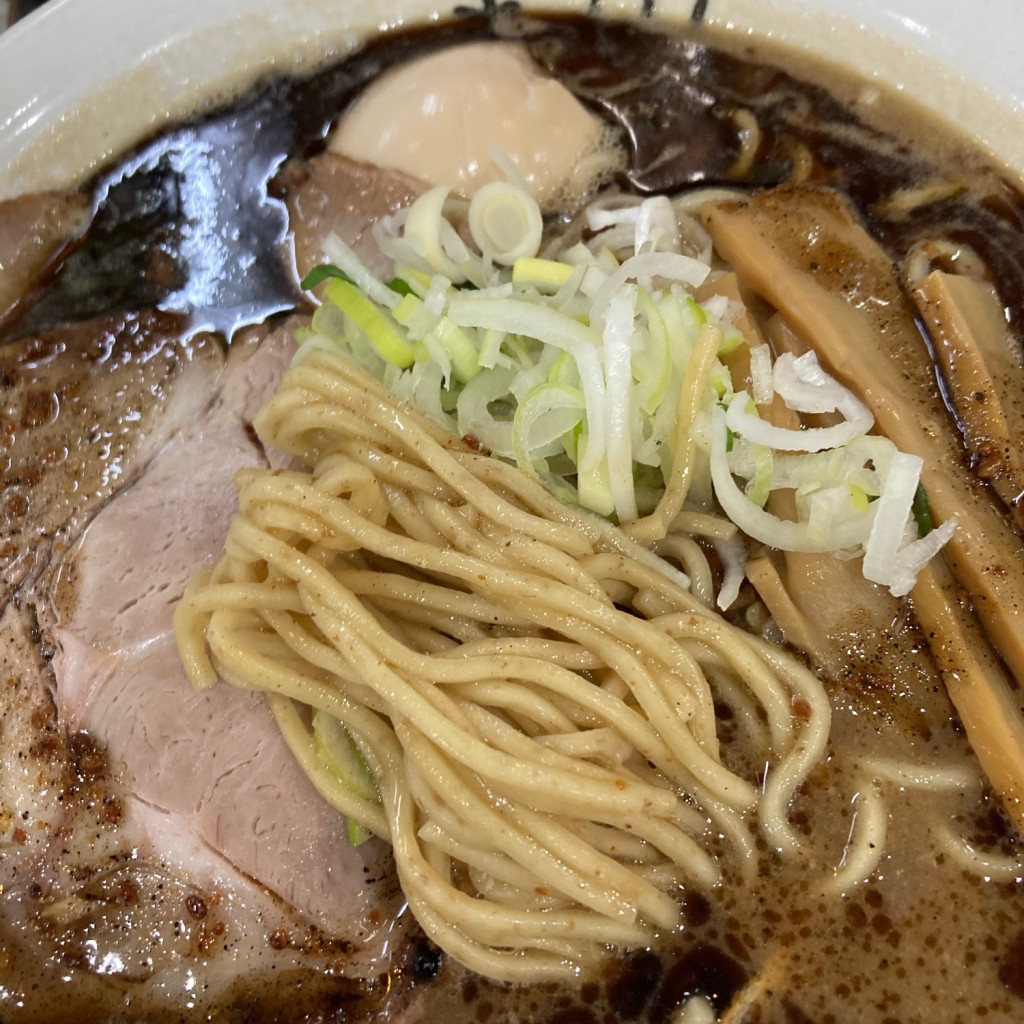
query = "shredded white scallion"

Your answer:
(299, 175), (954, 603)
